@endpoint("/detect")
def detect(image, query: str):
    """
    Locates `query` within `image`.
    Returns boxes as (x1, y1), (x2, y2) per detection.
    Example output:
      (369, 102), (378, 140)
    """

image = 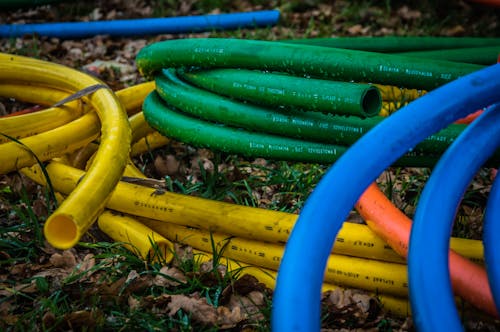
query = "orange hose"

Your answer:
(455, 110), (484, 124)
(355, 183), (498, 317)
(0, 105), (43, 118)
